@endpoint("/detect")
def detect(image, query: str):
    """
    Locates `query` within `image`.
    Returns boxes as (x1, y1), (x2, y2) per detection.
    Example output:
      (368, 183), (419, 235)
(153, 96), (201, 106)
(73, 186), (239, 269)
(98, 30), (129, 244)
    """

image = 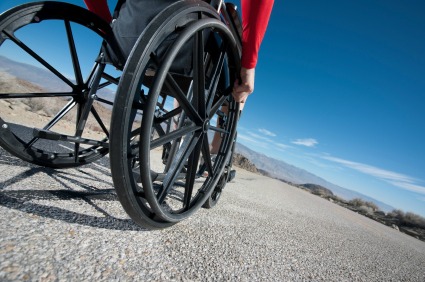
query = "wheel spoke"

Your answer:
(193, 30), (206, 119)
(183, 135), (203, 209)
(209, 125), (228, 135)
(129, 127), (142, 139)
(90, 107), (110, 137)
(2, 30), (75, 89)
(100, 73), (120, 86)
(157, 133), (200, 203)
(206, 46), (227, 113)
(209, 95), (228, 118)
(164, 73), (202, 125)
(150, 122), (201, 149)
(0, 92), (76, 99)
(75, 64), (105, 137)
(201, 135), (214, 177)
(154, 107), (182, 124)
(65, 20), (84, 86)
